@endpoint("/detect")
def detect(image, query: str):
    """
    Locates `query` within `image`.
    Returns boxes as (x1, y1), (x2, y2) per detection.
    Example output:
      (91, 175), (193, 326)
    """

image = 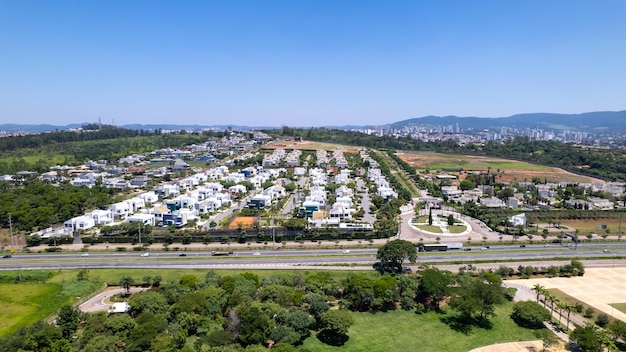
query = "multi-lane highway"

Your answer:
(1, 242), (624, 271)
